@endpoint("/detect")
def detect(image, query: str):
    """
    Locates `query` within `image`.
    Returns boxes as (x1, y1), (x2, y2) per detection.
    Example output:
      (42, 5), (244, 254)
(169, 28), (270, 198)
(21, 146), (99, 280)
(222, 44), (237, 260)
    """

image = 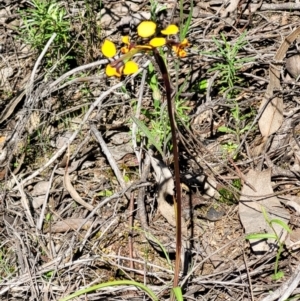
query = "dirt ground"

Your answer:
(1, 0), (300, 300)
